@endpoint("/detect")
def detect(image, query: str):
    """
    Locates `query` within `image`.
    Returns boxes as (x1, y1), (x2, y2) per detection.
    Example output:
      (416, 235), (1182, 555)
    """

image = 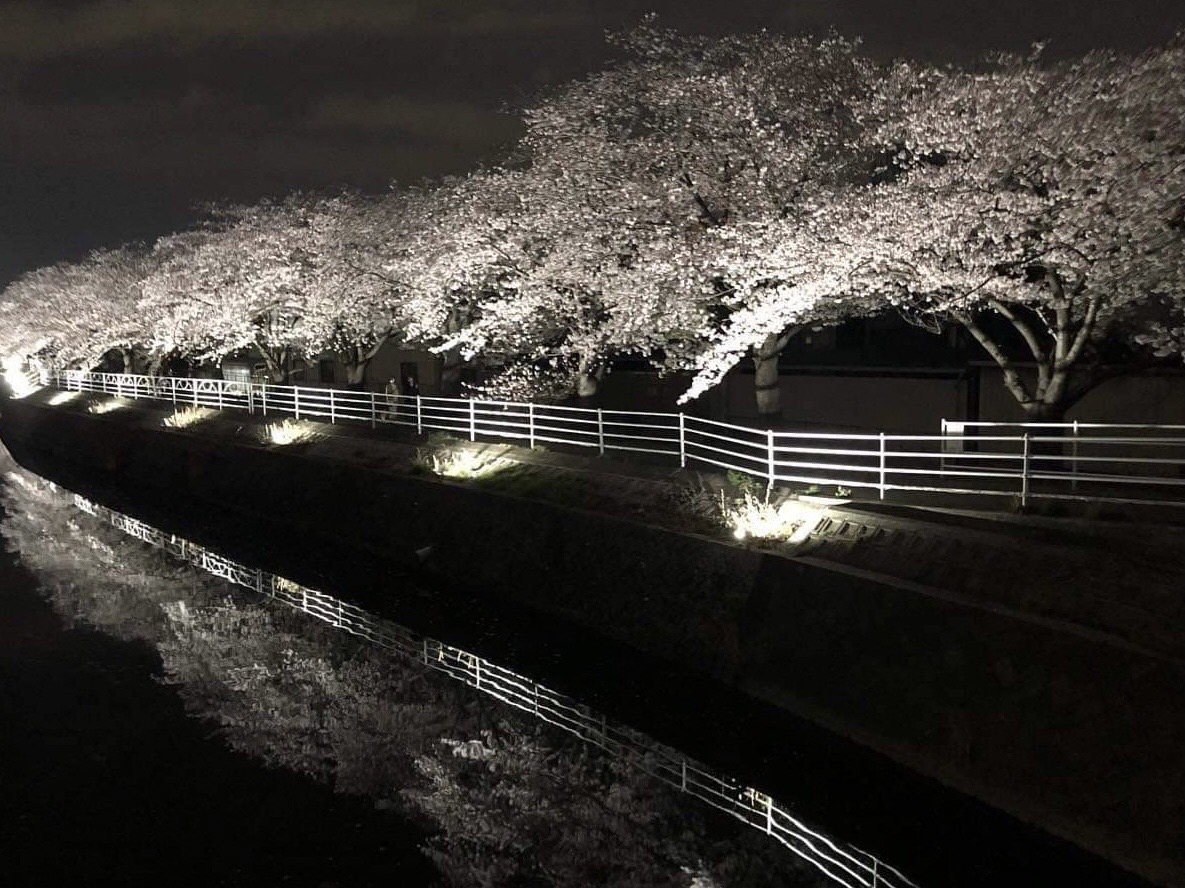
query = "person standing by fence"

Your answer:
(384, 377), (401, 419)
